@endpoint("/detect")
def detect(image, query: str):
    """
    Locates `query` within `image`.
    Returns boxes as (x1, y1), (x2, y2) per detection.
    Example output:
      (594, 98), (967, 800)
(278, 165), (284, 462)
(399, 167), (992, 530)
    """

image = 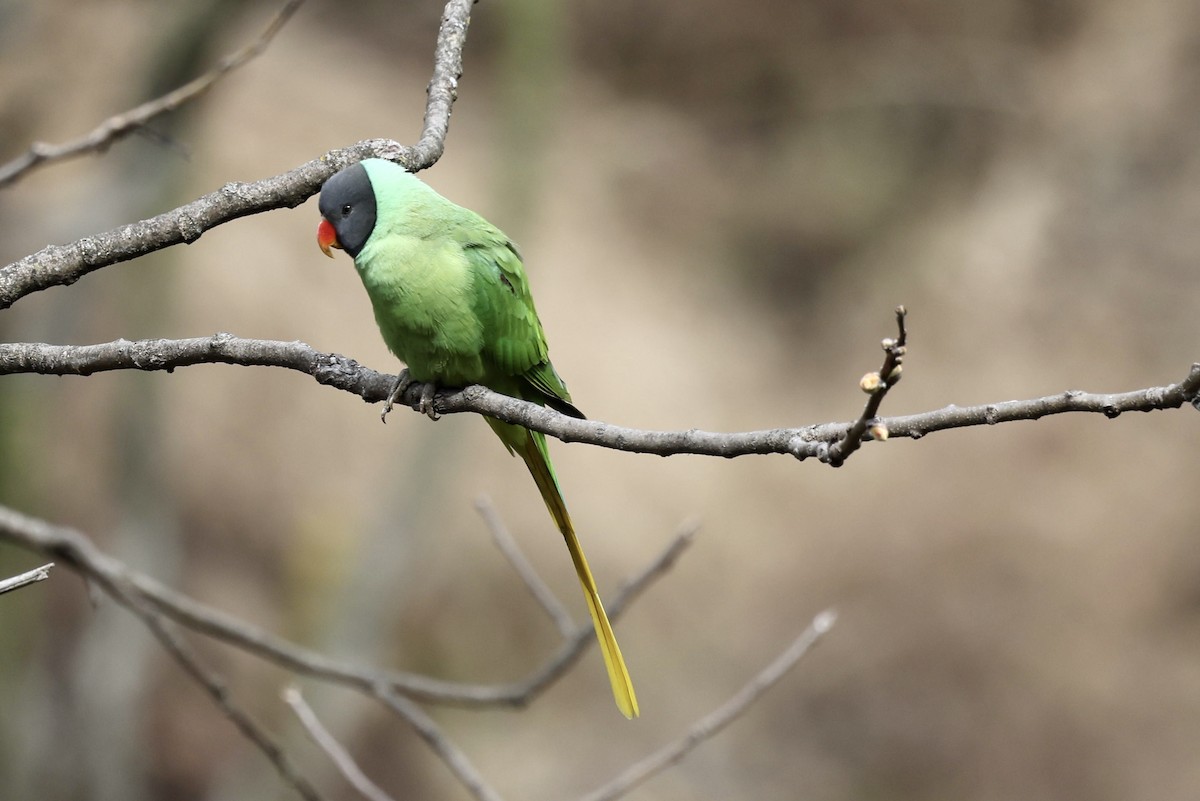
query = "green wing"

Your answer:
(460, 229), (584, 419)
